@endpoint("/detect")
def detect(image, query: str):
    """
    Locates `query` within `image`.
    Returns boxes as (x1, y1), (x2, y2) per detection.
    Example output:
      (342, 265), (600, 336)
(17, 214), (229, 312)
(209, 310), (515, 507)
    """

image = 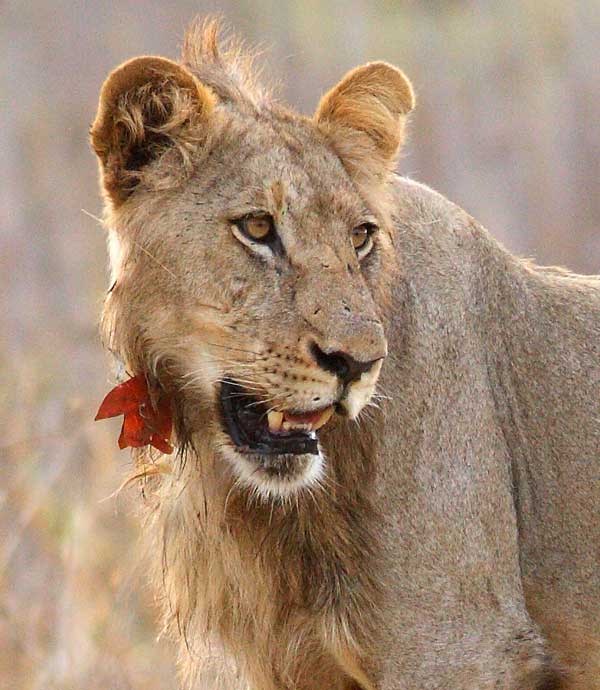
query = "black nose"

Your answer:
(309, 342), (380, 385)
